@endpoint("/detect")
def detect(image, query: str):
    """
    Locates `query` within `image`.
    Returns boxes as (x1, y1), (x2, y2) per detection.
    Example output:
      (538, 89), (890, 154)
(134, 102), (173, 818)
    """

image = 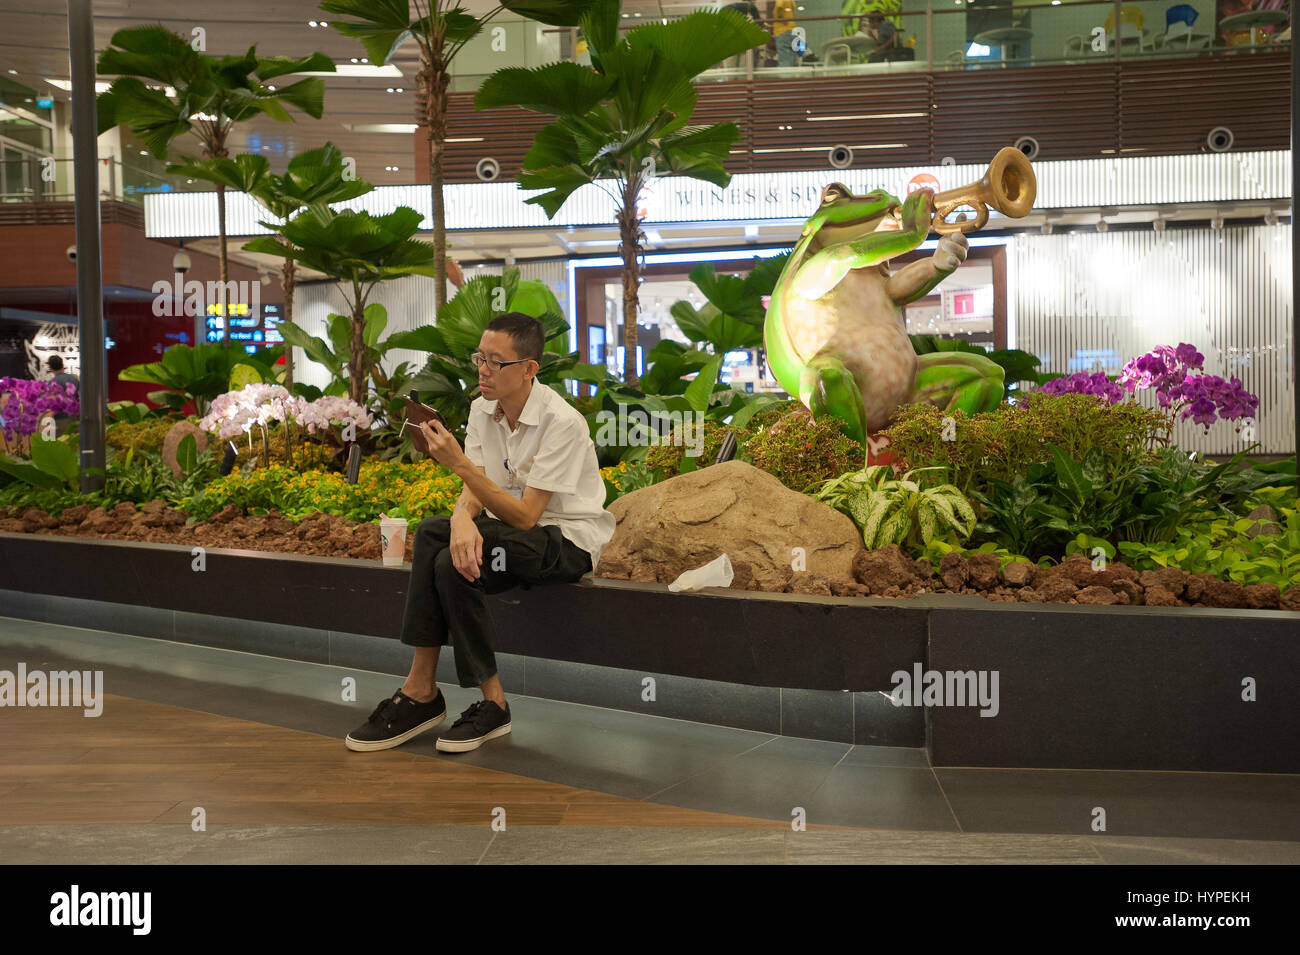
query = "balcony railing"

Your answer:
(442, 1), (1291, 89)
